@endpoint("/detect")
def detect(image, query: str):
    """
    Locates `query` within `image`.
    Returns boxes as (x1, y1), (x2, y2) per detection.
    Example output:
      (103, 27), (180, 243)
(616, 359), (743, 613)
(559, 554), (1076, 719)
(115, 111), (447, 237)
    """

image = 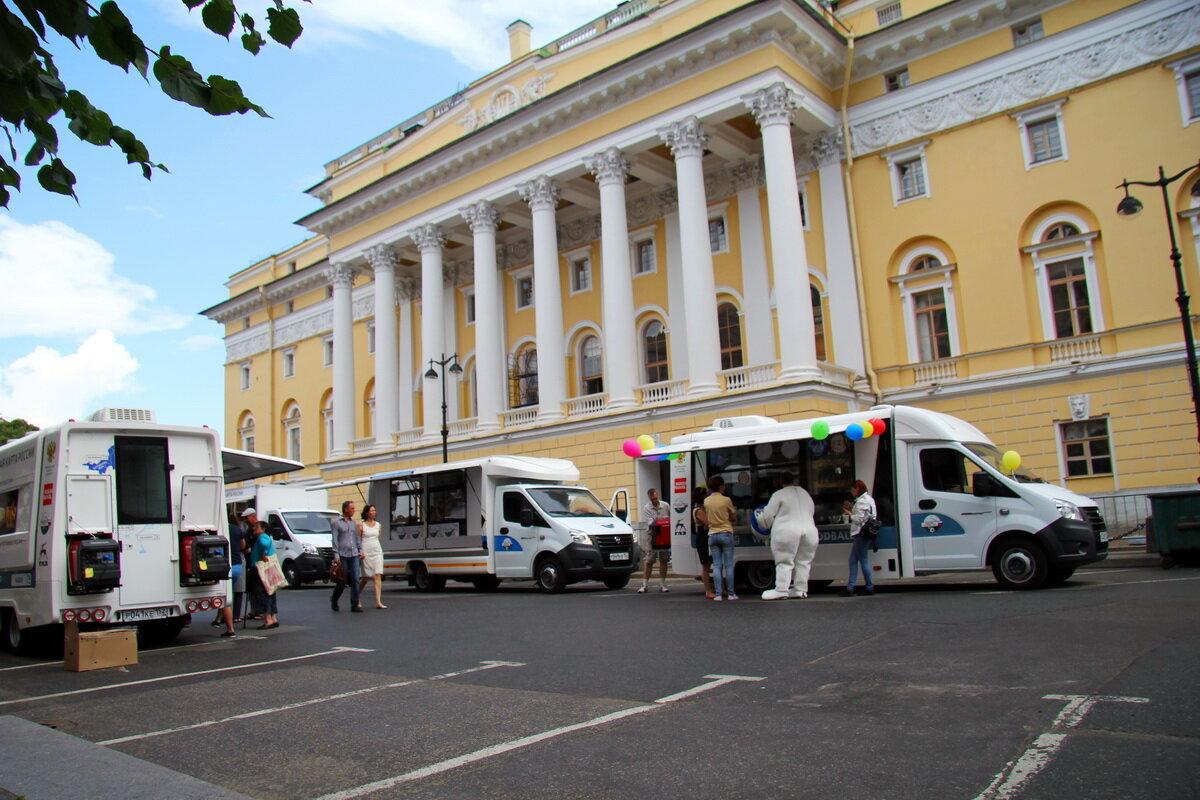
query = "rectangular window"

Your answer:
(285, 300), (294, 314)
(465, 292), (476, 325)
(1012, 18), (1044, 47)
(708, 217), (727, 253)
(114, 436), (172, 525)
(367, 324), (375, 355)
(876, 2), (902, 25)
(1187, 71), (1200, 120)
(1061, 418), (1112, 477)
(571, 257), (591, 292)
(798, 186), (809, 229)
(243, 434), (255, 454)
(634, 239), (655, 275)
(282, 350), (295, 379)
(239, 363), (250, 391)
(1027, 118), (1063, 163)
(516, 275), (534, 310)
(287, 425), (301, 462)
(0, 487), (27, 535)
(914, 289), (952, 360)
(322, 337), (333, 367)
(885, 68), (910, 92)
(428, 469), (467, 529)
(897, 158), (926, 199)
(1047, 258), (1092, 338)
(389, 477), (423, 526)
